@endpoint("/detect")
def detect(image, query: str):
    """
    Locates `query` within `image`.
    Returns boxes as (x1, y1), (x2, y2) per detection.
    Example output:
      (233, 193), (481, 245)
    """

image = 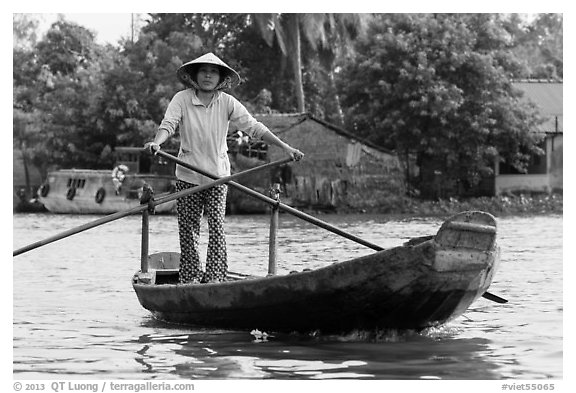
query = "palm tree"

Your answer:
(252, 13), (371, 117)
(253, 14), (304, 112)
(311, 14), (371, 124)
